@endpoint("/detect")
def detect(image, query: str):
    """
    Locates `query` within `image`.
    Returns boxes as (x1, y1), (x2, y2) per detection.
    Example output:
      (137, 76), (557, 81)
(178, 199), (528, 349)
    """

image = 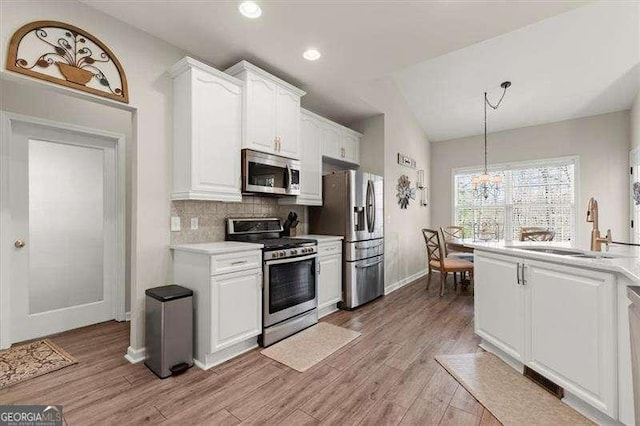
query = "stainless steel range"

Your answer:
(226, 218), (318, 347)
